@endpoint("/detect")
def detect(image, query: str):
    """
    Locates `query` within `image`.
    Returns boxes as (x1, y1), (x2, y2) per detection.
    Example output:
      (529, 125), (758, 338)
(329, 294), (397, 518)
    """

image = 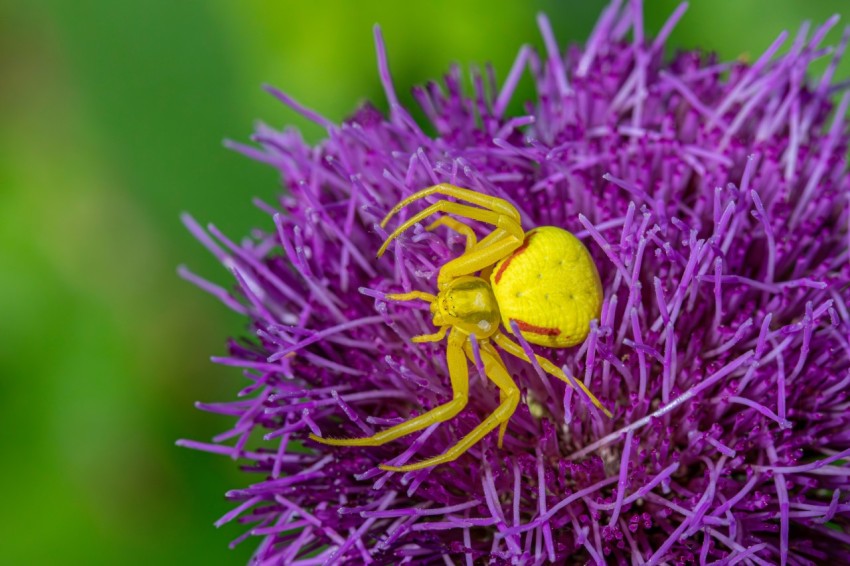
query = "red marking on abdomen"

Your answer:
(494, 233), (534, 284)
(514, 319), (560, 336)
